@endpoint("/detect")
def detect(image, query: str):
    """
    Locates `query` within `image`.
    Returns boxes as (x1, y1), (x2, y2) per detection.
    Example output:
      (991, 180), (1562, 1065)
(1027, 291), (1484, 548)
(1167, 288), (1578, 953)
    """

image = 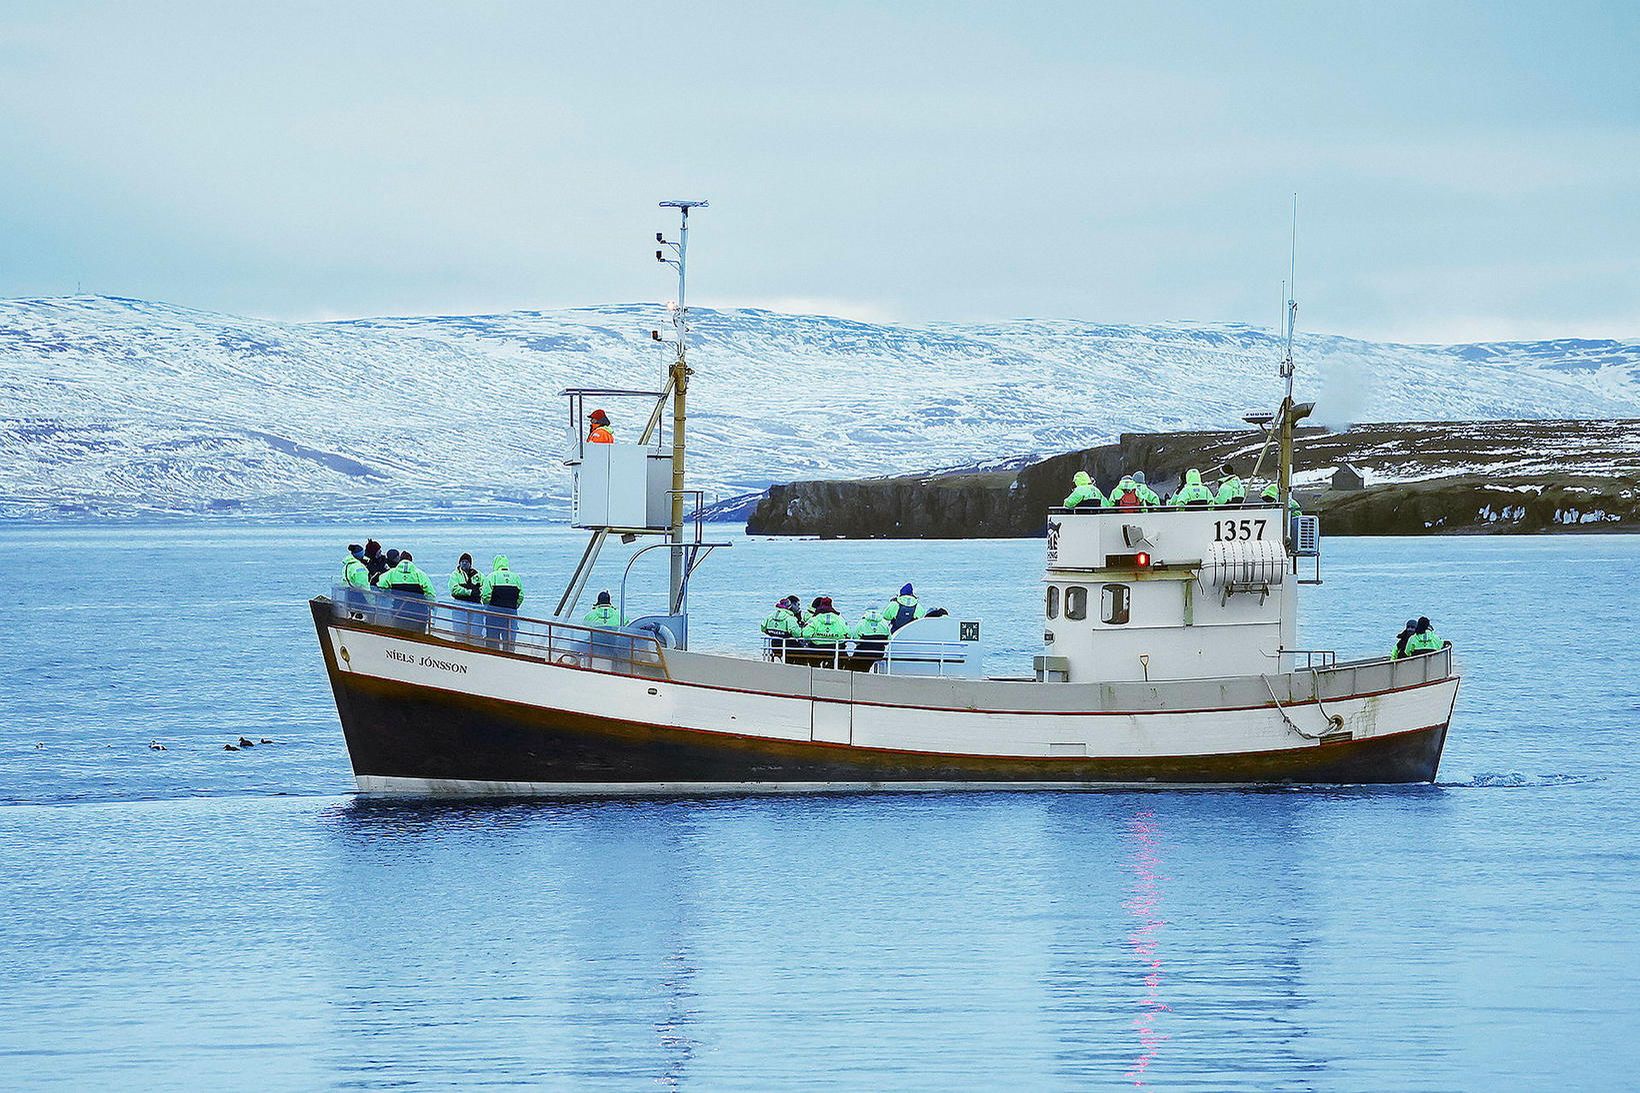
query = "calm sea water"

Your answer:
(2, 523), (1637, 1088)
